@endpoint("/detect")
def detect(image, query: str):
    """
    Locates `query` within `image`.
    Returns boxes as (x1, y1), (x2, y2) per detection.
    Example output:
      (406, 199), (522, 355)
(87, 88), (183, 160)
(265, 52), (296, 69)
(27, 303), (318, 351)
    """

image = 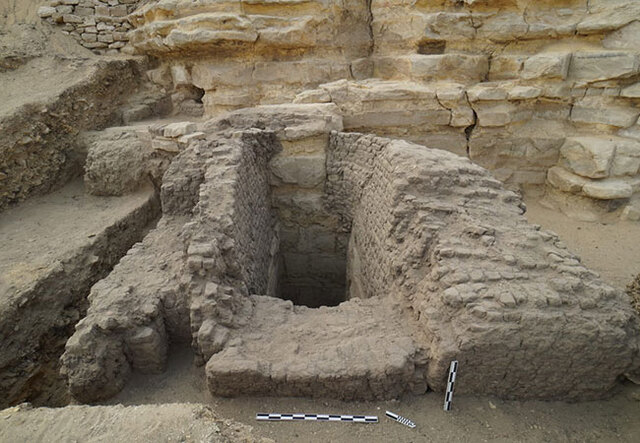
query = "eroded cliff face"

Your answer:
(69, 0), (637, 221)
(129, 0), (372, 115)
